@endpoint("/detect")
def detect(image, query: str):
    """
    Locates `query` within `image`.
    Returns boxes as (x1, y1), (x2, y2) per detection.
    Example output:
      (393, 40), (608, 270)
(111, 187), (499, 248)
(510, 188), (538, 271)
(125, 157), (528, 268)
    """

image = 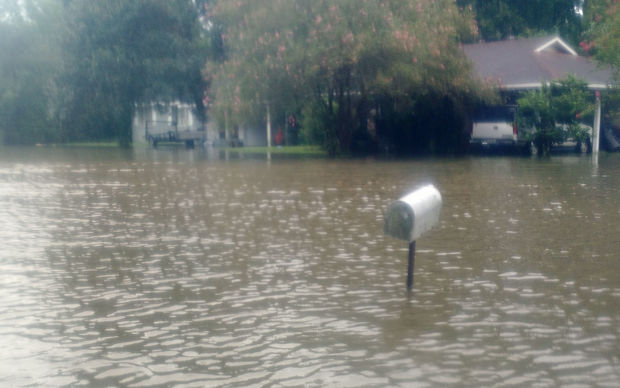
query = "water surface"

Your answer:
(1, 147), (619, 387)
